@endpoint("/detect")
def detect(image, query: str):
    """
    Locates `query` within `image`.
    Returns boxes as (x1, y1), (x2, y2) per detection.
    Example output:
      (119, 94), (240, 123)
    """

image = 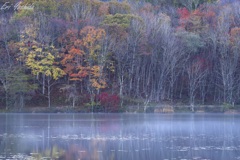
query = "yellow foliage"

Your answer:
(35, 48), (42, 52)
(90, 78), (107, 89)
(18, 25), (65, 80)
(91, 65), (101, 77)
(45, 70), (52, 76)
